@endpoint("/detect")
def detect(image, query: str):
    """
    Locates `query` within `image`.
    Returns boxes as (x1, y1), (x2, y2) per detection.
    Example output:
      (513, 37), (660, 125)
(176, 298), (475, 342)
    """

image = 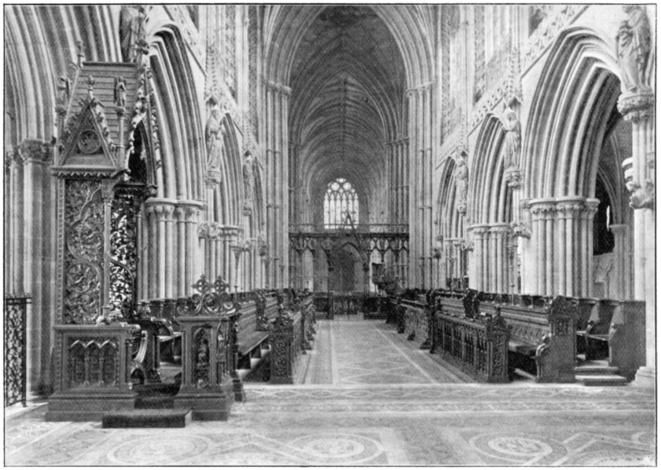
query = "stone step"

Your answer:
(575, 364), (621, 375)
(102, 409), (191, 428)
(134, 395), (175, 409)
(133, 382), (180, 396)
(575, 374), (629, 386)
